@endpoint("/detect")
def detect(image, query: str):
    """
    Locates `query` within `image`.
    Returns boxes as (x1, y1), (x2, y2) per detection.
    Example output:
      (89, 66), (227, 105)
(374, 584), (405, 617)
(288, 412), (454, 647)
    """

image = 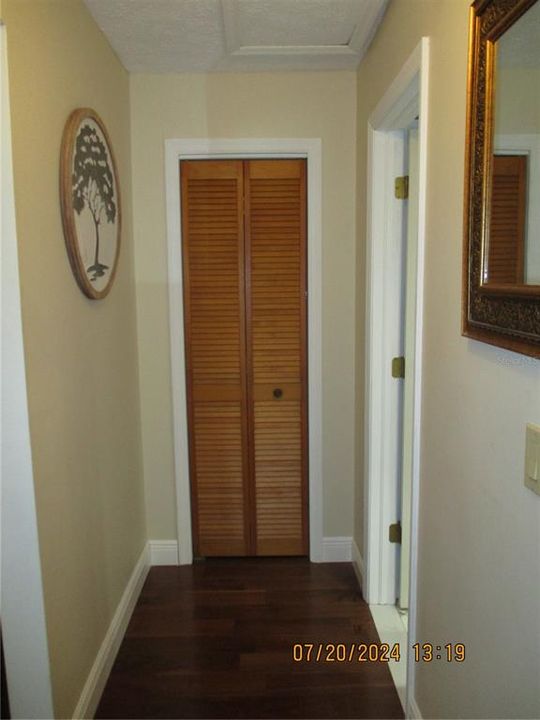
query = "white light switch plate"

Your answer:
(525, 423), (540, 496)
